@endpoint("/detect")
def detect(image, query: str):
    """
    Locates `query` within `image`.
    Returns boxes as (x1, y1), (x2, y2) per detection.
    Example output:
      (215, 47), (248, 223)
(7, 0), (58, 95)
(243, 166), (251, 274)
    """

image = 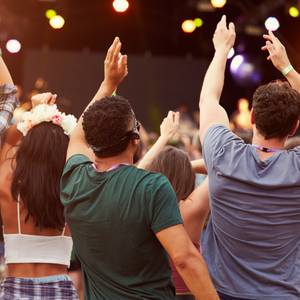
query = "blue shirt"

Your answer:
(202, 125), (300, 300)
